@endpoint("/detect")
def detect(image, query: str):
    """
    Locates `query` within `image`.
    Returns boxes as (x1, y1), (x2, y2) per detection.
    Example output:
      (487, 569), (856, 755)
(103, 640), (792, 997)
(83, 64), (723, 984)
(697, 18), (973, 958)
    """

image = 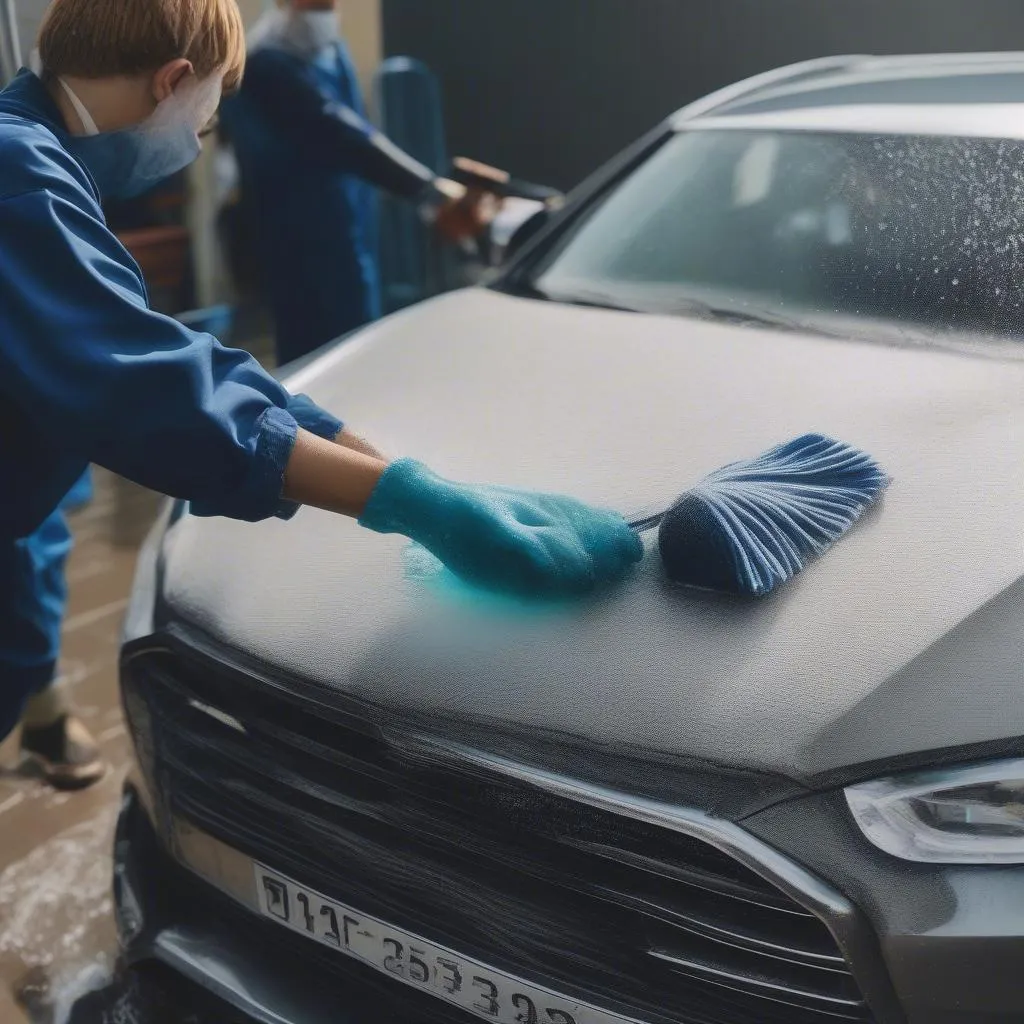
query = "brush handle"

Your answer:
(628, 510), (666, 533)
